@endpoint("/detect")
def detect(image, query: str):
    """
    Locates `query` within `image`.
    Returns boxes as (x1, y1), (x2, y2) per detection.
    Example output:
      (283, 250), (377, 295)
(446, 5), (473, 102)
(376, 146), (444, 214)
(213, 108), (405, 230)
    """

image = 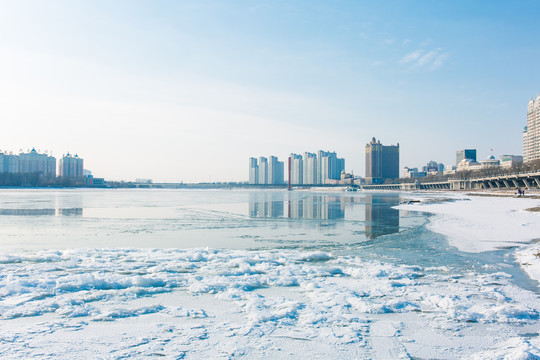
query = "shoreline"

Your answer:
(397, 192), (540, 286)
